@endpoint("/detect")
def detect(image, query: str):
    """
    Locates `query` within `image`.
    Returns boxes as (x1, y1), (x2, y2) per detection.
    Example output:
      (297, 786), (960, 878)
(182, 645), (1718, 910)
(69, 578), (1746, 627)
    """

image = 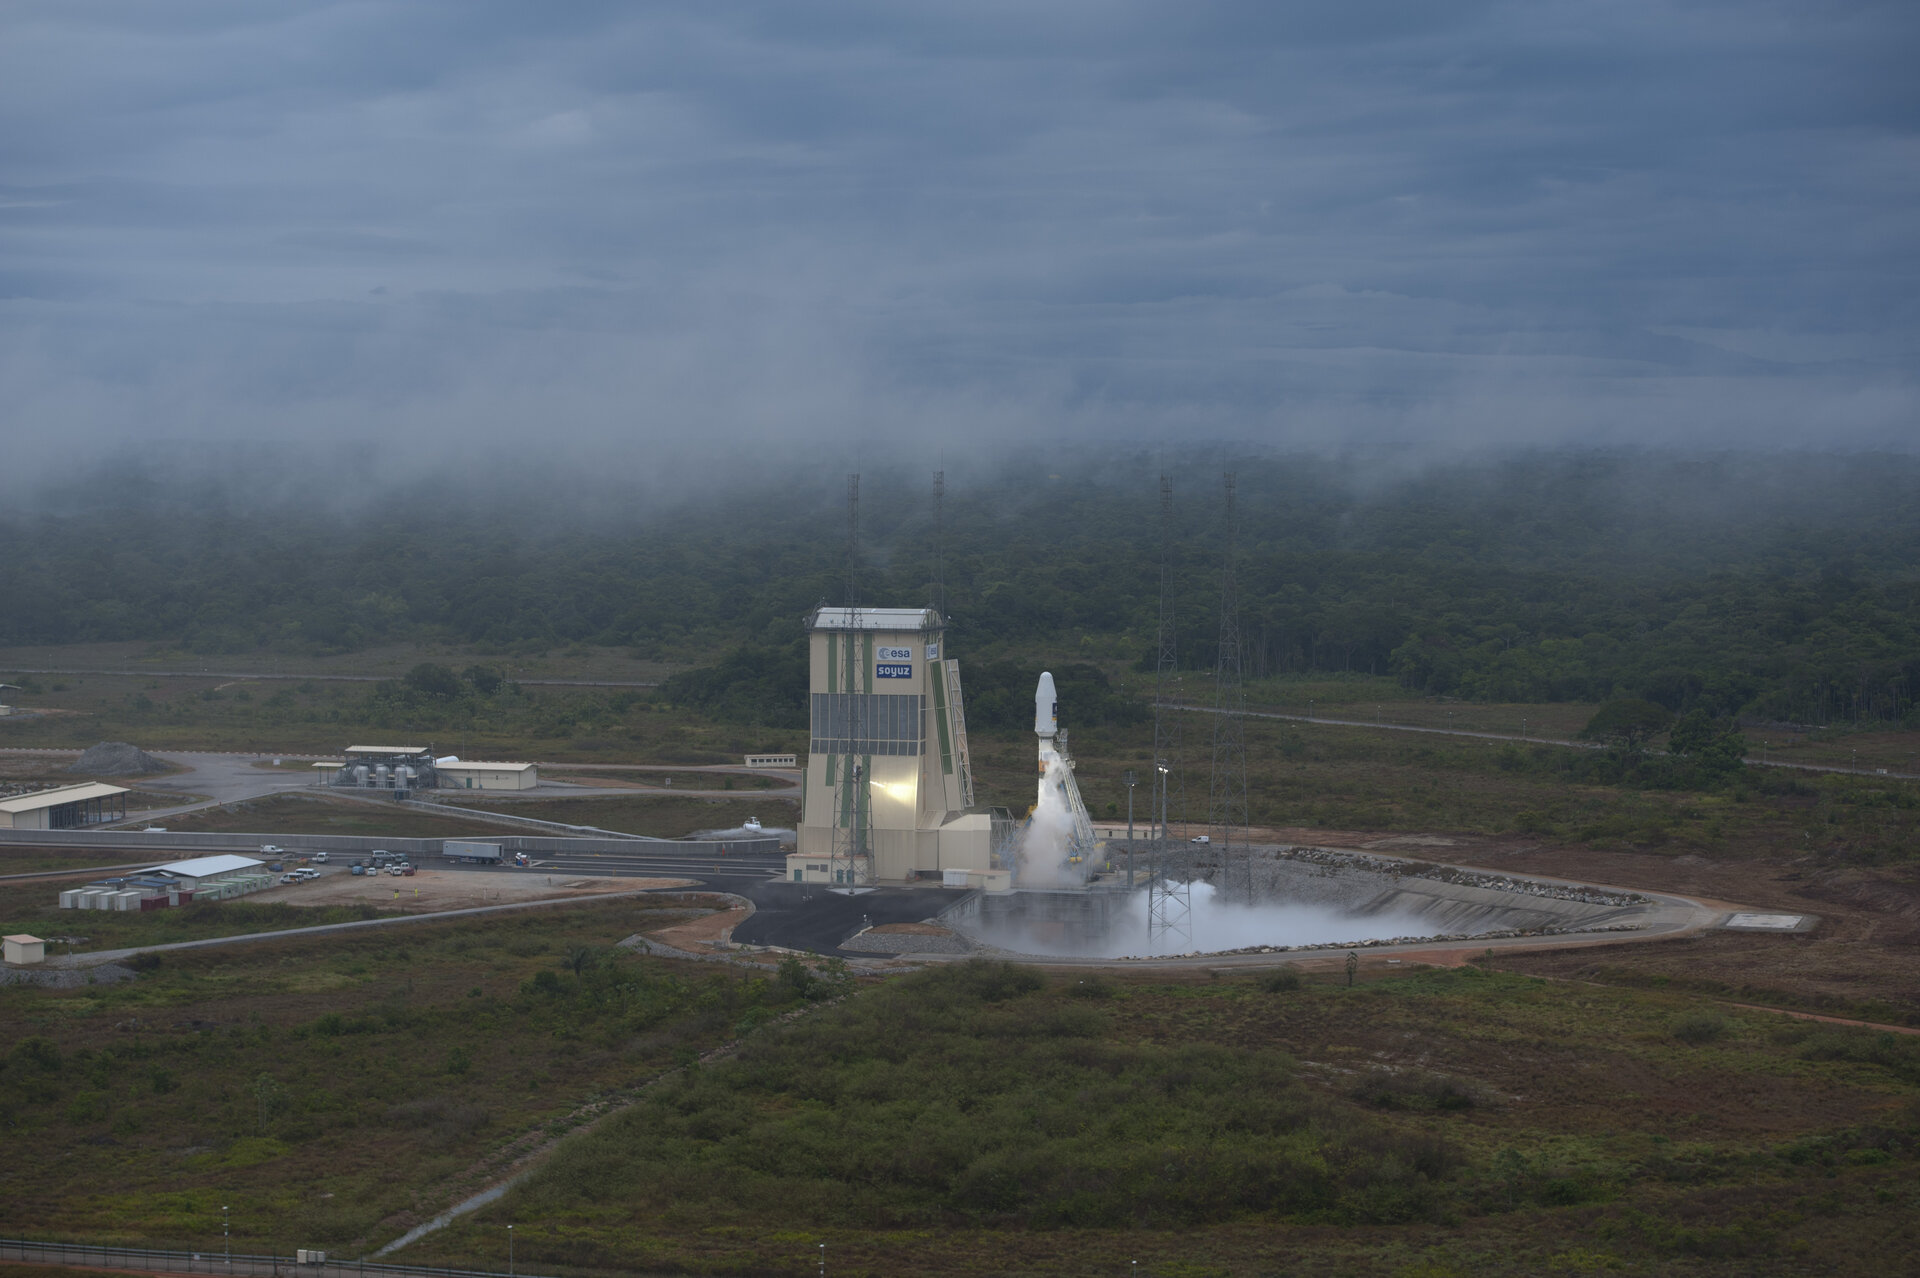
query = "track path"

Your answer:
(1174, 702), (1920, 780)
